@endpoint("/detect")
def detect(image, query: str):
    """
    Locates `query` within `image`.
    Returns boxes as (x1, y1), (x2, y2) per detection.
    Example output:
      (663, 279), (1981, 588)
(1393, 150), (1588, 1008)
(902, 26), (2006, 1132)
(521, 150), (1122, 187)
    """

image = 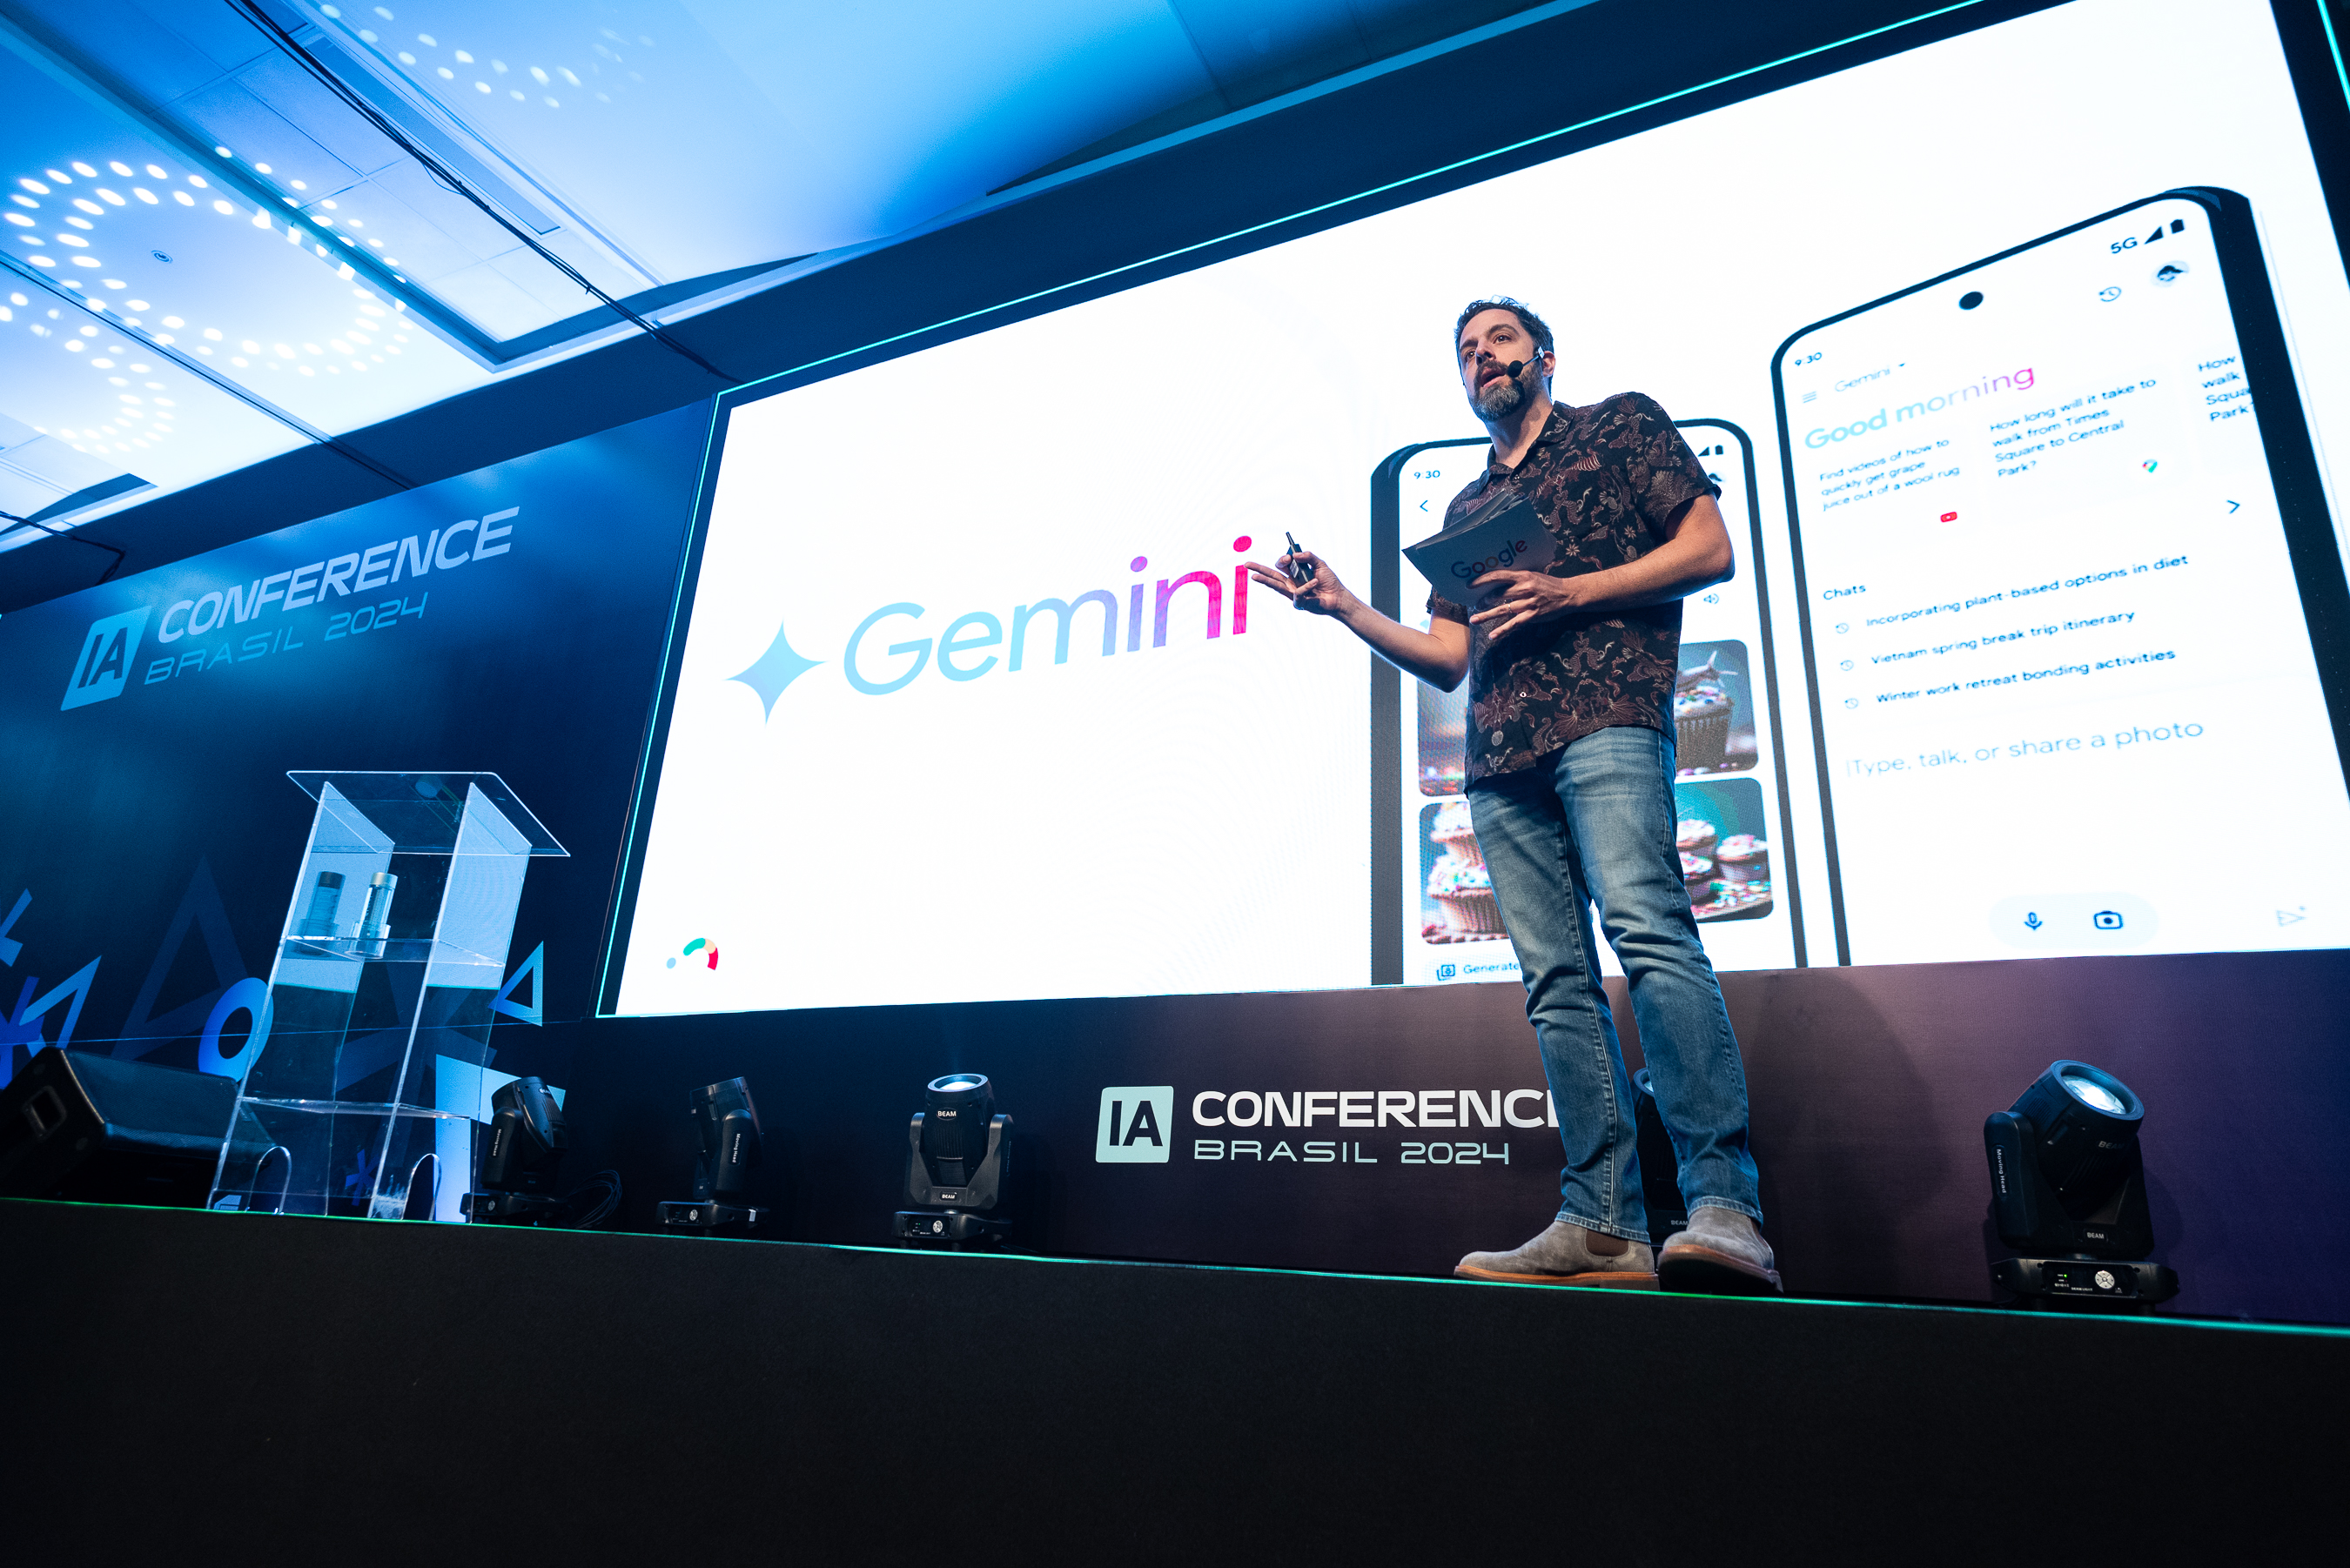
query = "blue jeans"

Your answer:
(1467, 725), (1761, 1242)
